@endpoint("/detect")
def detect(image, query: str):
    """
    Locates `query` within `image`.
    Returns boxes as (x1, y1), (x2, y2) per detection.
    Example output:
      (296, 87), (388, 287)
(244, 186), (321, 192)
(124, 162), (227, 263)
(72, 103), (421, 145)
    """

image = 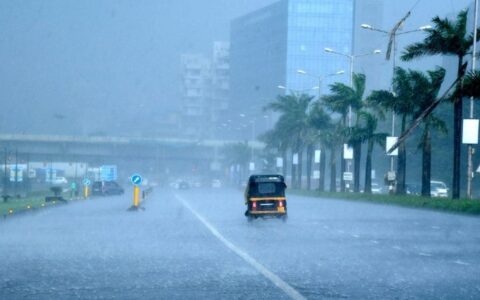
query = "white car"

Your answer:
(47, 176), (68, 185)
(431, 180), (448, 198)
(371, 182), (384, 194)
